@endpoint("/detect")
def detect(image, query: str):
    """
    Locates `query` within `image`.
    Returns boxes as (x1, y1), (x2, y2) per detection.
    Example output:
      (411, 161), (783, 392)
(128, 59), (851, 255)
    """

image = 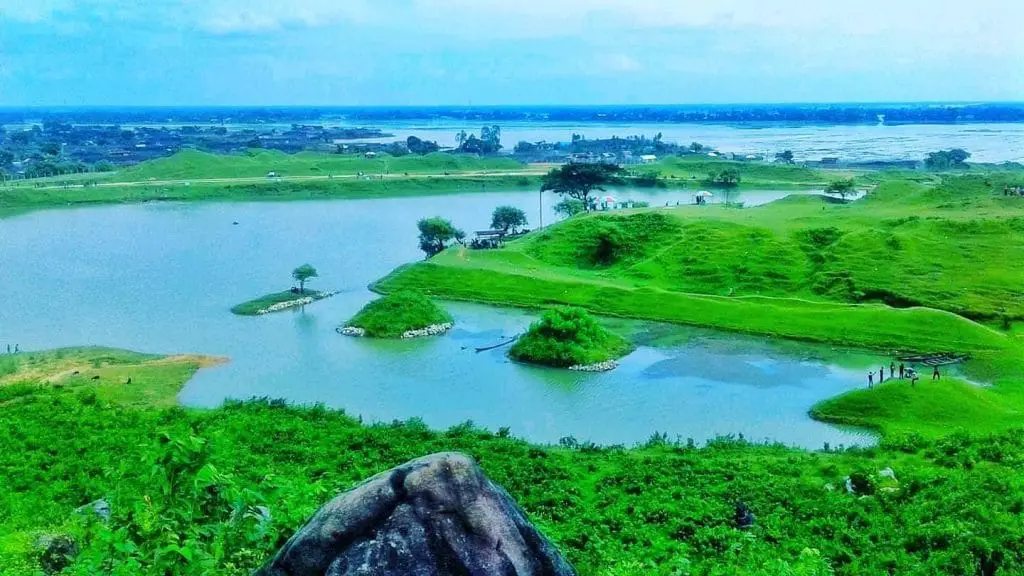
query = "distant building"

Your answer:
(640, 154), (657, 164)
(821, 157), (840, 165)
(364, 151), (377, 158)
